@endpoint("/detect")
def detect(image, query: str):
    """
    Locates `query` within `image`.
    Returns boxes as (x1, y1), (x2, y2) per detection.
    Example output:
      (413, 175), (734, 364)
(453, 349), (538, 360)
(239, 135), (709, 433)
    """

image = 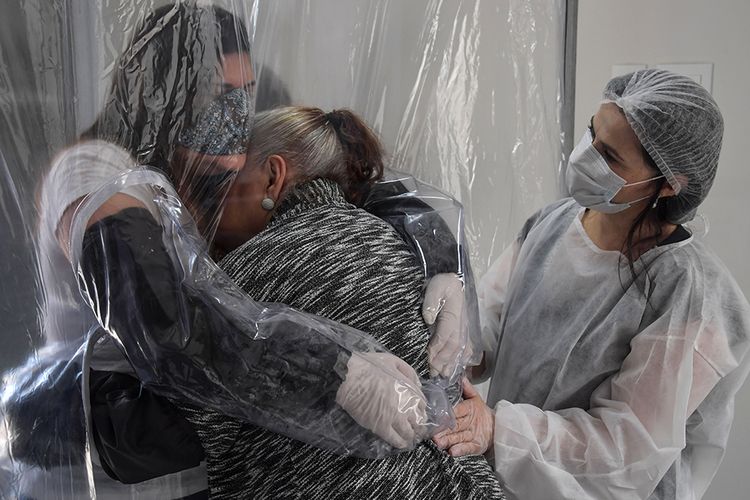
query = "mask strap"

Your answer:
(626, 193), (655, 206)
(620, 175), (665, 207)
(623, 174), (665, 188)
